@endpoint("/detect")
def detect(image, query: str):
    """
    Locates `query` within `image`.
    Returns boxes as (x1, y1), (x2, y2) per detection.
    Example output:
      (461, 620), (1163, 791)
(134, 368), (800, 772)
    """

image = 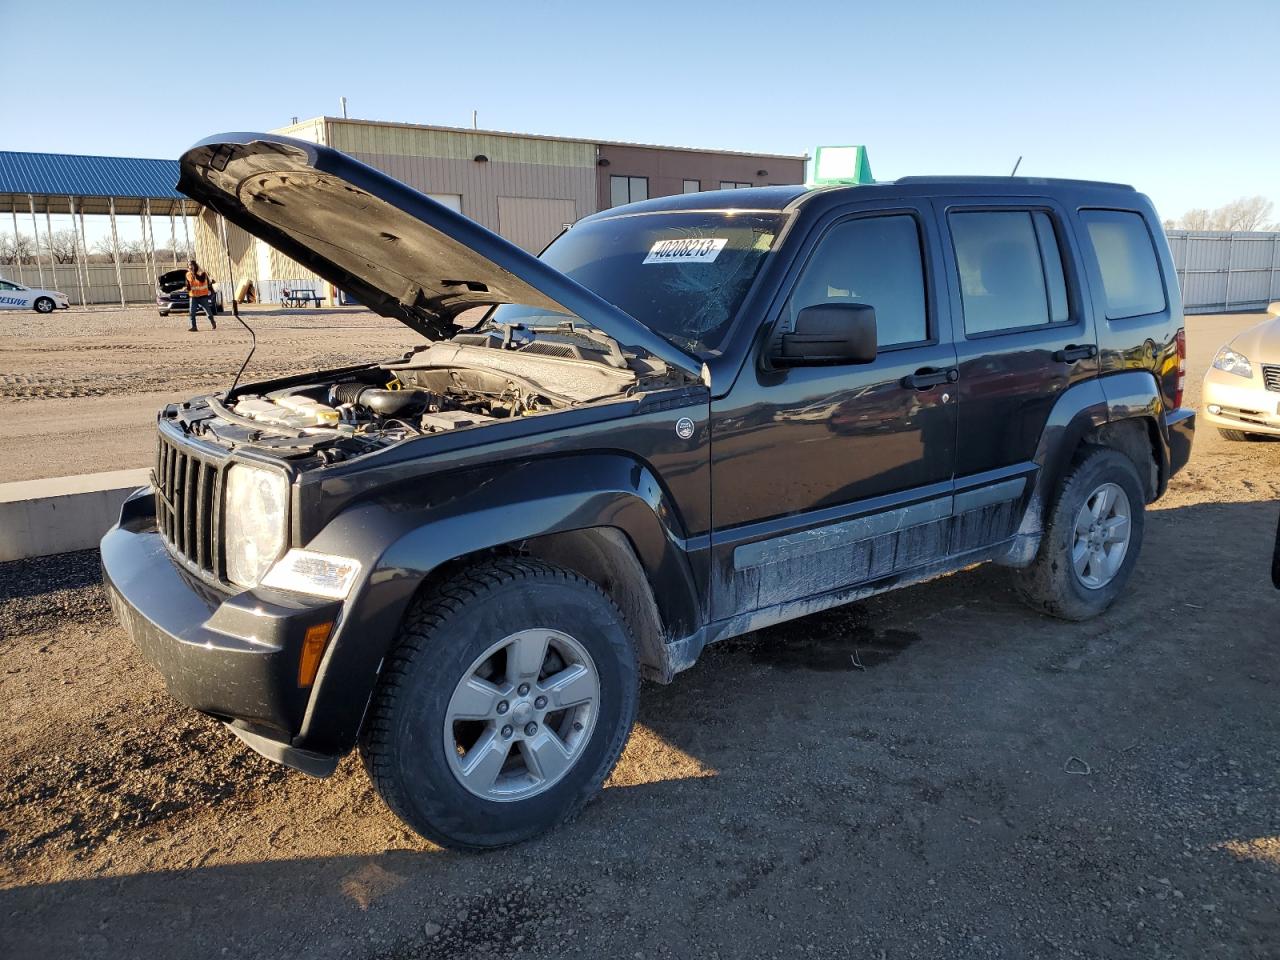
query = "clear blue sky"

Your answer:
(3, 0), (1277, 223)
